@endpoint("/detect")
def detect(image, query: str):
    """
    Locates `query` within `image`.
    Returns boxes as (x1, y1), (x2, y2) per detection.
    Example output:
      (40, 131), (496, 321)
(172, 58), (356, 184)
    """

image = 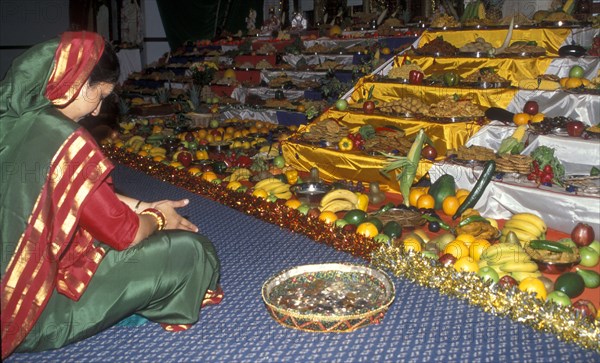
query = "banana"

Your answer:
(320, 199), (356, 213)
(481, 242), (523, 260)
(320, 189), (359, 208)
(125, 135), (145, 147)
(510, 213), (547, 233)
(230, 168), (252, 181)
(478, 259), (488, 268)
(510, 271), (542, 282)
(485, 251), (531, 266)
(254, 178), (283, 190)
(503, 220), (544, 238)
(275, 191), (292, 200)
(270, 183), (291, 195)
(500, 261), (539, 273)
